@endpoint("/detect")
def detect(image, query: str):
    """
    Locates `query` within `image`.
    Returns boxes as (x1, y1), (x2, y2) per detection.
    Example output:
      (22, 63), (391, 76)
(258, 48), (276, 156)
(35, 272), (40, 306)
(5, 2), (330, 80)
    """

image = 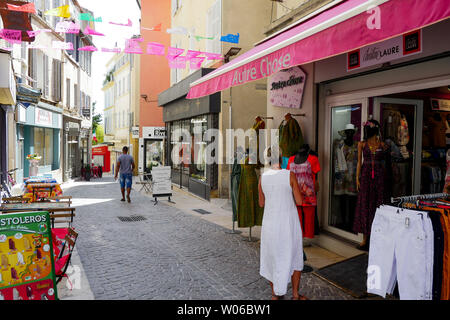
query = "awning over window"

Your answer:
(187, 0), (450, 99)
